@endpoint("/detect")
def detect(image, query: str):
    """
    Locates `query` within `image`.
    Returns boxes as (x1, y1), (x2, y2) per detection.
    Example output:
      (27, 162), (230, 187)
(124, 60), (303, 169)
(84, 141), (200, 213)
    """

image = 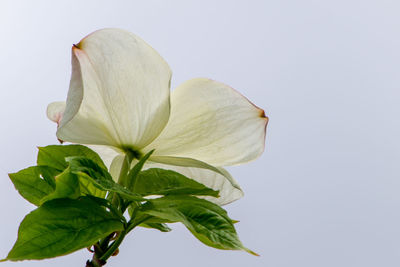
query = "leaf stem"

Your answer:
(99, 230), (127, 261)
(86, 244), (107, 267)
(126, 215), (151, 233)
(111, 152), (135, 207)
(117, 153), (132, 187)
(87, 151), (138, 266)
